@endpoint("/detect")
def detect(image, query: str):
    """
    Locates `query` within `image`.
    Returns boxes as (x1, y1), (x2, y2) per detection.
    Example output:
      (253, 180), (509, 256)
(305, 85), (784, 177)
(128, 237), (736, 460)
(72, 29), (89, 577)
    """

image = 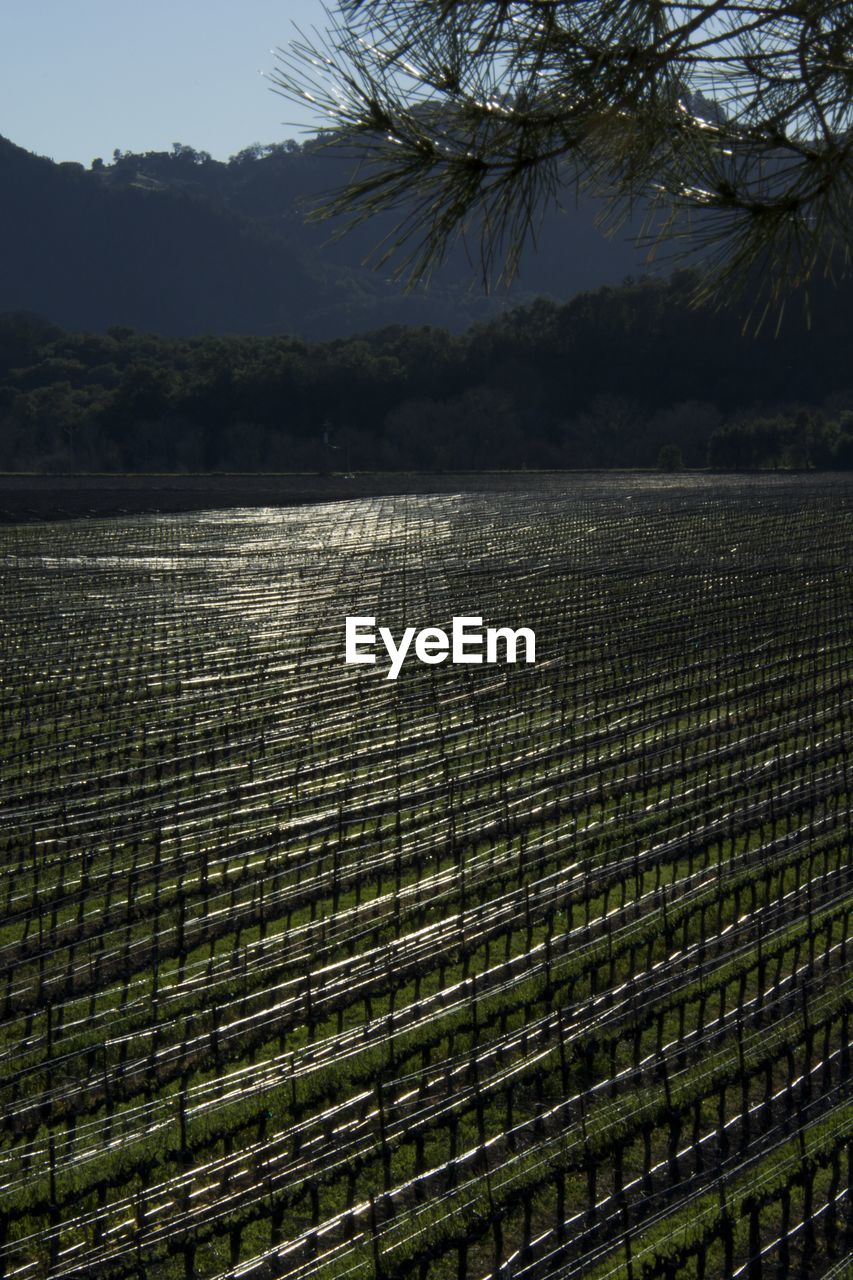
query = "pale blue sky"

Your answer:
(0, 0), (331, 163)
